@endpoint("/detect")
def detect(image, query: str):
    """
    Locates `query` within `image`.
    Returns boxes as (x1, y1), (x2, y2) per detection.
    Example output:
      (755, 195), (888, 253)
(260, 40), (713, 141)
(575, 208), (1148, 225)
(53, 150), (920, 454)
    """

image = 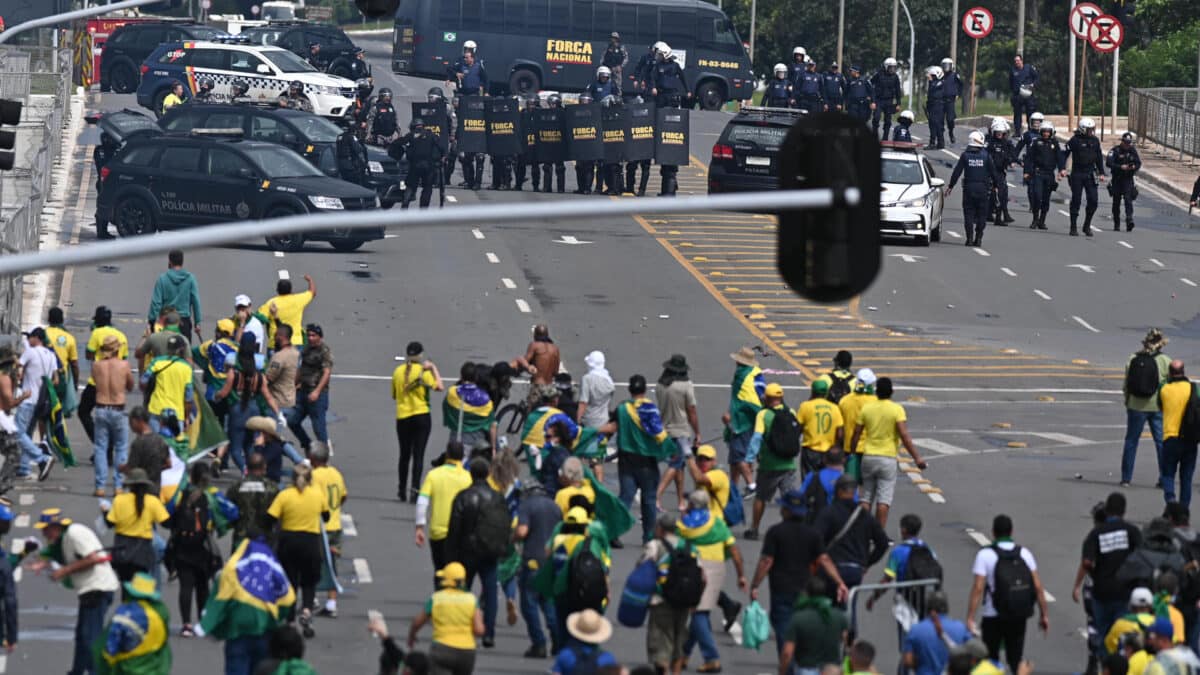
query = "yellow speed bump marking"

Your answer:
(803, 359), (822, 366)
(992, 422), (1012, 429)
(934, 340), (952, 345)
(1037, 395), (1055, 402)
(888, 331), (906, 337)
(1007, 441), (1028, 448)
(768, 331), (786, 338)
(1002, 348), (1020, 354)
(859, 323), (874, 329)
(792, 351), (809, 357)
(911, 478), (932, 485)
(749, 303), (765, 309)
(693, 256), (709, 262)
(757, 322), (776, 329)
(649, 219), (667, 224)
(779, 341), (797, 347)
(840, 315), (855, 320)
(724, 287), (741, 293)
(1072, 359), (1089, 364)
(919, 485), (944, 494)
(679, 242), (694, 247)
(668, 230), (681, 235)
(907, 396), (927, 402)
(748, 313), (766, 319)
